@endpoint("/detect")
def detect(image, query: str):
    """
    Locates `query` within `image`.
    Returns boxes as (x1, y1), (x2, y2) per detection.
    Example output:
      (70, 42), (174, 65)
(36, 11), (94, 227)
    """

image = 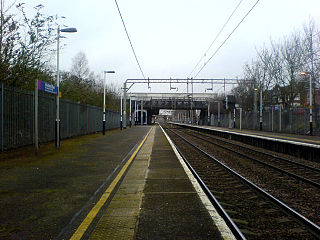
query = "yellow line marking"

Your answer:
(70, 127), (153, 240)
